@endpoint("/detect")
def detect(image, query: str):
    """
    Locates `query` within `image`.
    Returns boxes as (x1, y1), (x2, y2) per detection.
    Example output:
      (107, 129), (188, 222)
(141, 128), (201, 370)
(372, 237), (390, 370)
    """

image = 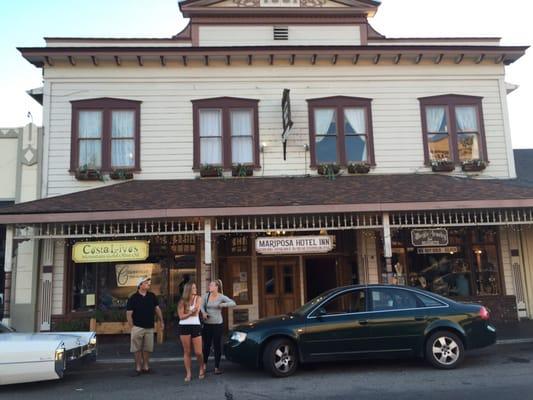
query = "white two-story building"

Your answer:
(1, 0), (532, 332)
